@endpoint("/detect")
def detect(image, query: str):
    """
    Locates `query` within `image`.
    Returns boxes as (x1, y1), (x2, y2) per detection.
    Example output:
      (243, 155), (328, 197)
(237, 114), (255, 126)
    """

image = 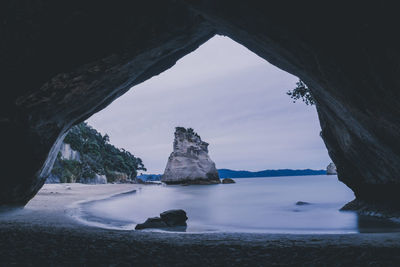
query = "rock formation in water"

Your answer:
(162, 127), (220, 185)
(135, 217), (168, 230)
(222, 178), (235, 184)
(2, 2), (400, 209)
(296, 201), (311, 206)
(327, 163), (337, 175)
